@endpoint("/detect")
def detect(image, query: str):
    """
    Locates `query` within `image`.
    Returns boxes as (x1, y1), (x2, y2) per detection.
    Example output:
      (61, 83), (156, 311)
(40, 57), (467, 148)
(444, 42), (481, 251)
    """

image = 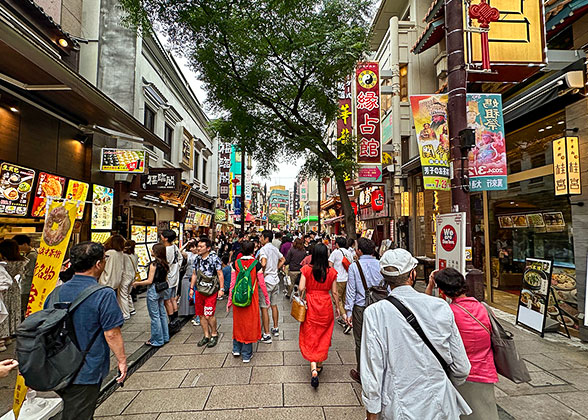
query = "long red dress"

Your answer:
(299, 265), (337, 362)
(230, 258), (261, 344)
